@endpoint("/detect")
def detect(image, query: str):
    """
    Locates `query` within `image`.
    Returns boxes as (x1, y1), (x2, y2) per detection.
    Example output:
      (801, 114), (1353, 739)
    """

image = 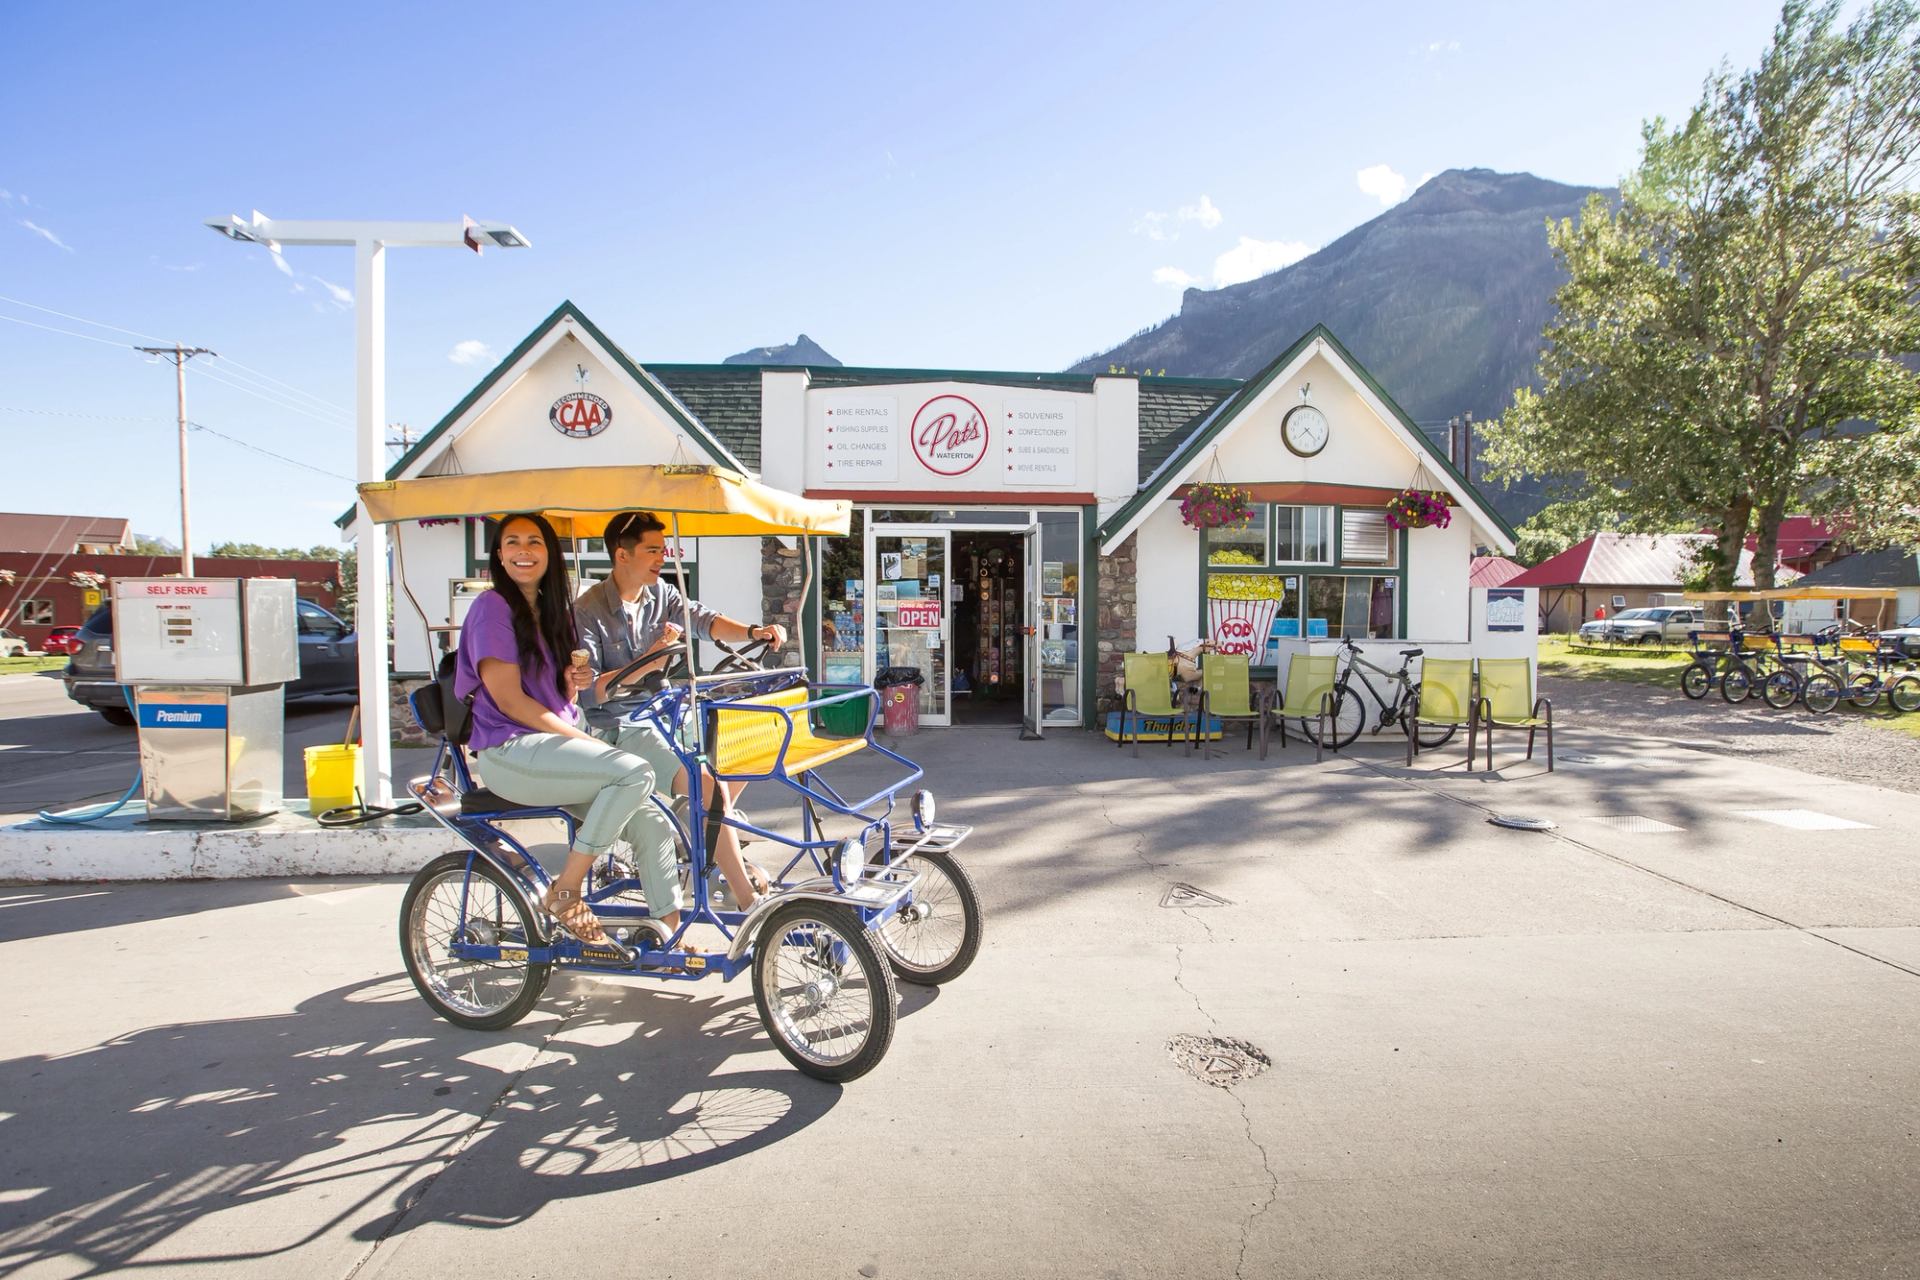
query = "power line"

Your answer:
(211, 353), (351, 416)
(0, 405), (171, 423)
(0, 292), (169, 343)
(0, 312), (133, 349)
(187, 420), (353, 481)
(187, 362), (353, 431)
